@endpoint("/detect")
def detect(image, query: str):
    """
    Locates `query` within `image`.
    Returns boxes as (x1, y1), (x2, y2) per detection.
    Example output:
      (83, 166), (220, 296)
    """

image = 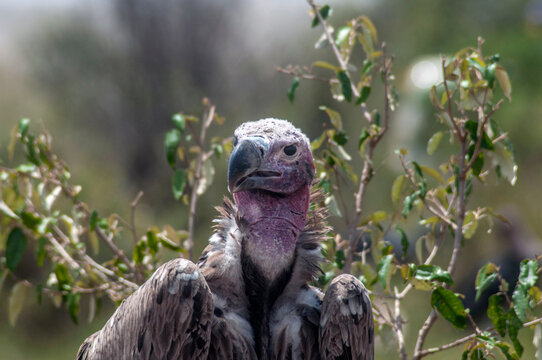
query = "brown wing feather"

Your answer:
(77, 259), (213, 360)
(319, 274), (374, 360)
(208, 312), (257, 360)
